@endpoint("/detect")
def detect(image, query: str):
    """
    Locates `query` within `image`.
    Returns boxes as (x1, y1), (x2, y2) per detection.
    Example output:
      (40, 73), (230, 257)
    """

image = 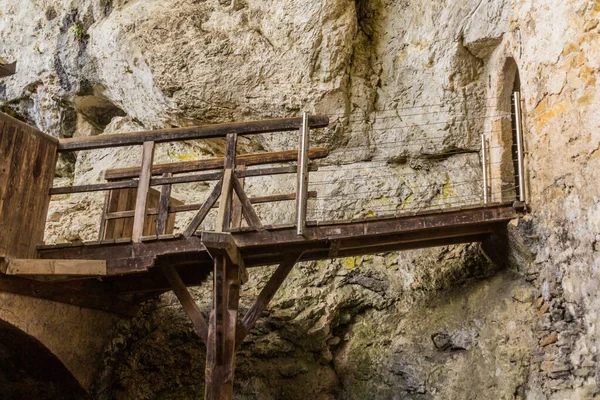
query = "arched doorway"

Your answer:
(488, 57), (526, 203)
(0, 320), (87, 399)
